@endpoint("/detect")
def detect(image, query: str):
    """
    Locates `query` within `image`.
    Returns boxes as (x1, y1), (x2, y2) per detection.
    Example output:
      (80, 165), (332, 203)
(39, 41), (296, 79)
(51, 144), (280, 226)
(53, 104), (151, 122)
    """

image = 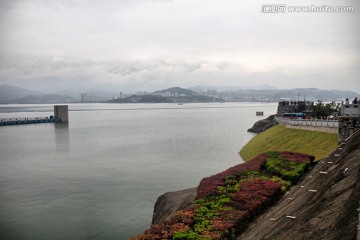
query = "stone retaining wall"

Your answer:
(338, 116), (360, 143)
